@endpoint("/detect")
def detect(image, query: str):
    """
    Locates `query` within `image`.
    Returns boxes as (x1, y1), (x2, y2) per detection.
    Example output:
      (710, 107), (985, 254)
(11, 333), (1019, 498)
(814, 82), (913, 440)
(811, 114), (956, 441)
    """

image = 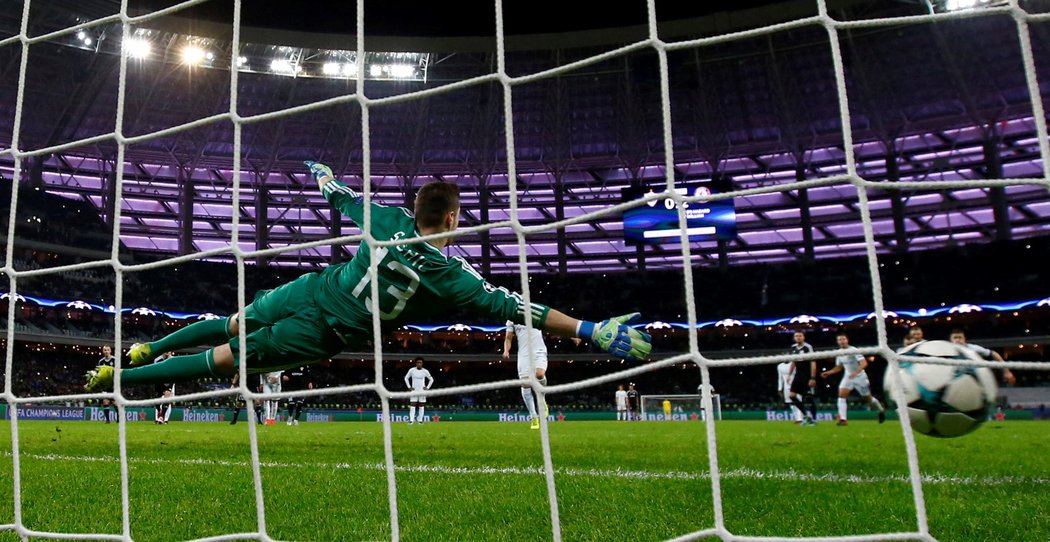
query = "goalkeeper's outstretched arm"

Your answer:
(305, 160), (336, 191)
(545, 309), (652, 362)
(305, 161), (371, 227)
(455, 273), (653, 362)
